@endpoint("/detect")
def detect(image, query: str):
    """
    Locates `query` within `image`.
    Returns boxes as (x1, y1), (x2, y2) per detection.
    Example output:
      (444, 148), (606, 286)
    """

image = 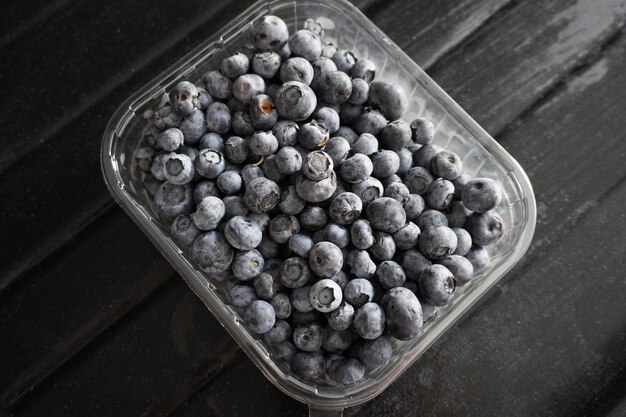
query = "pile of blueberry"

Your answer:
(135, 15), (505, 386)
